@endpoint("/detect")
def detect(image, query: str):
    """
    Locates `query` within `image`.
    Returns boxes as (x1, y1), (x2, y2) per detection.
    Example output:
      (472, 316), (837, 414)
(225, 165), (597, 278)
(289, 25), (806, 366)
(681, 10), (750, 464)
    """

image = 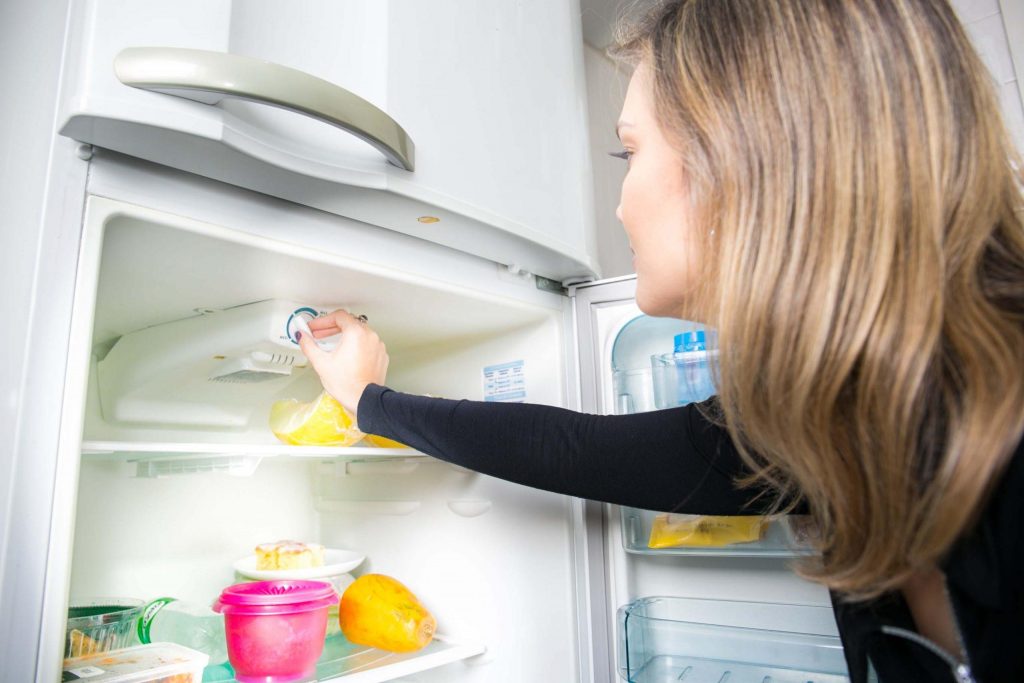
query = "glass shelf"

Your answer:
(81, 440), (422, 459)
(201, 632), (484, 683)
(618, 597), (849, 683)
(621, 508), (818, 557)
(80, 441), (425, 477)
